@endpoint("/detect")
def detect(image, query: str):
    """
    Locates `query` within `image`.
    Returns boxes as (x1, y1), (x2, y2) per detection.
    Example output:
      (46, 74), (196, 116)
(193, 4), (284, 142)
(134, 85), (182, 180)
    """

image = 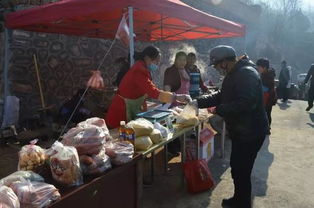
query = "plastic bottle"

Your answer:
(125, 126), (135, 145)
(118, 121), (126, 141)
